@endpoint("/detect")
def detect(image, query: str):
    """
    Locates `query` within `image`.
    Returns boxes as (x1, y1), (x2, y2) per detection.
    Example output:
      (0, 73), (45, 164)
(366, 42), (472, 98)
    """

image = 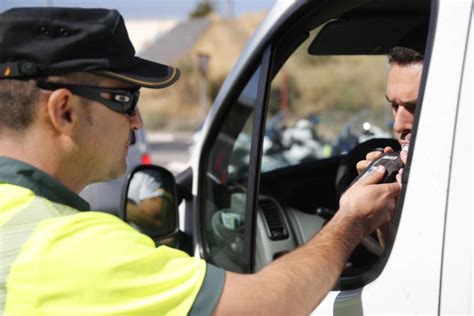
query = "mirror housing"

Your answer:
(120, 164), (179, 242)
